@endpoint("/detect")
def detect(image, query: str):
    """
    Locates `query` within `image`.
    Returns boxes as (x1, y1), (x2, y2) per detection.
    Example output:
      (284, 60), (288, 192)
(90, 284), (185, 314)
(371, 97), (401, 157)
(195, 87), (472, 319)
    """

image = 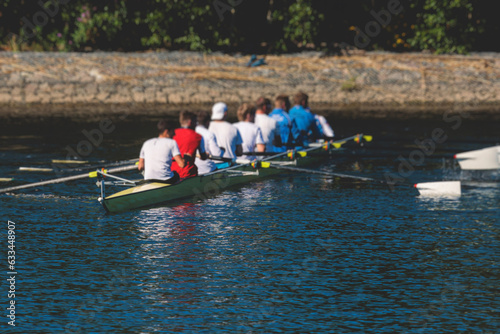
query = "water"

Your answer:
(1, 116), (499, 333)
